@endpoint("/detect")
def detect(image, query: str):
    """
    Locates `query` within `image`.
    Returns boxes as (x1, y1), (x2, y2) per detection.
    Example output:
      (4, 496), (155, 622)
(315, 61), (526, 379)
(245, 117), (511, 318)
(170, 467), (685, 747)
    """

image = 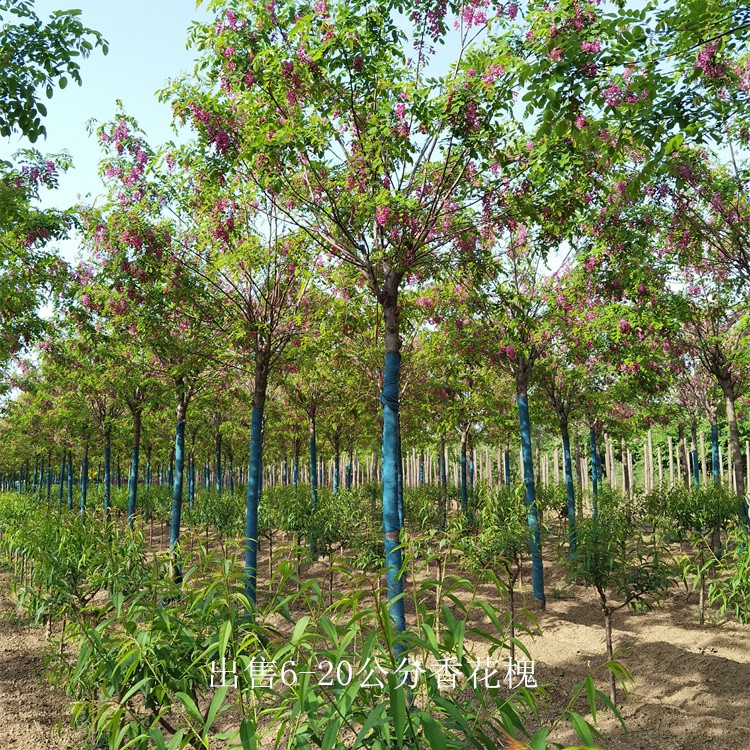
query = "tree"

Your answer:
(175, 0), (525, 635)
(0, 0), (107, 142)
(0, 150), (74, 376)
